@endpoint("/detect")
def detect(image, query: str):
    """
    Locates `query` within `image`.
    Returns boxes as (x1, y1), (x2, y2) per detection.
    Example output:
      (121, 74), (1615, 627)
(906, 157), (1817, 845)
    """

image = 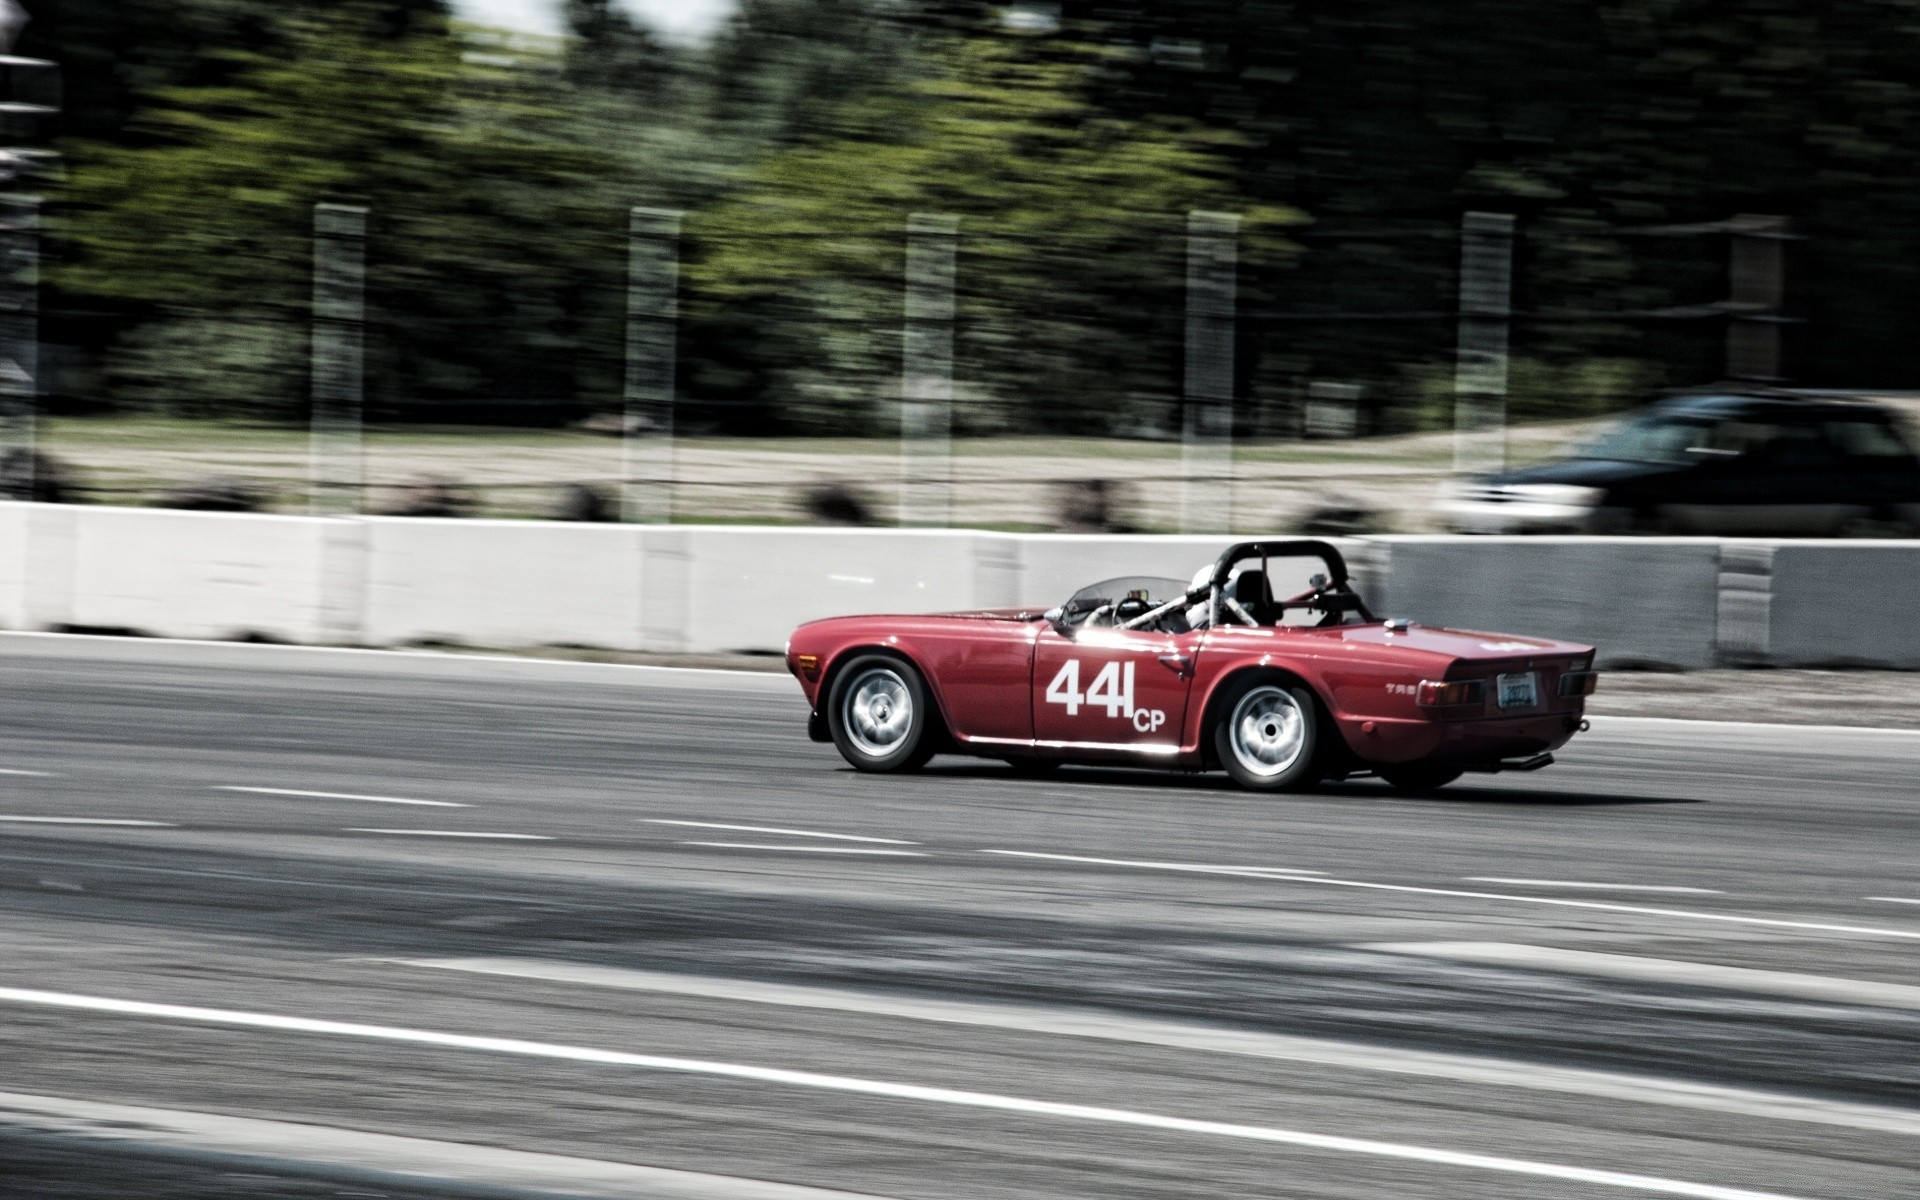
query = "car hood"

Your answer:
(1481, 458), (1669, 487)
